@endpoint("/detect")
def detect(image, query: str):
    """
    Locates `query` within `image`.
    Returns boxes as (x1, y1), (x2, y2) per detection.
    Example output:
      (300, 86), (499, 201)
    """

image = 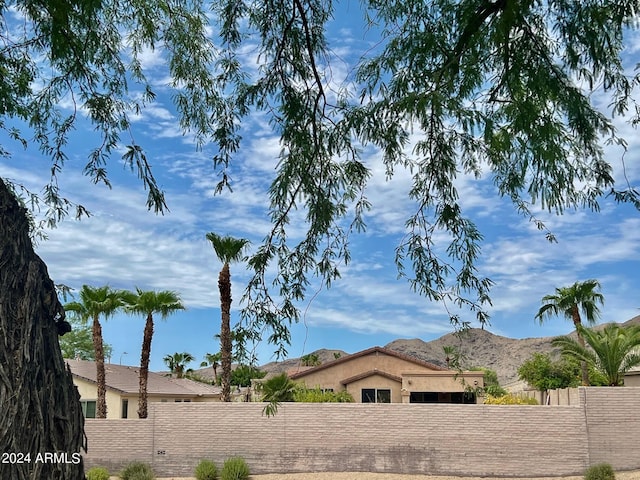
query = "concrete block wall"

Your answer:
(83, 388), (640, 478)
(584, 388), (640, 470)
